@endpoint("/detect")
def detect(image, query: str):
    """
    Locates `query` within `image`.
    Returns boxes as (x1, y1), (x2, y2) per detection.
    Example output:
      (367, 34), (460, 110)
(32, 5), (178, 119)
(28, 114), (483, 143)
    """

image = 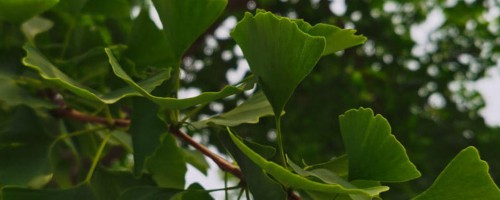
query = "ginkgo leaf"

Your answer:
(227, 128), (389, 198)
(413, 147), (500, 200)
(22, 44), (170, 104)
(106, 48), (246, 110)
(191, 91), (276, 129)
(231, 10), (325, 116)
(339, 108), (421, 182)
(152, 0), (227, 61)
